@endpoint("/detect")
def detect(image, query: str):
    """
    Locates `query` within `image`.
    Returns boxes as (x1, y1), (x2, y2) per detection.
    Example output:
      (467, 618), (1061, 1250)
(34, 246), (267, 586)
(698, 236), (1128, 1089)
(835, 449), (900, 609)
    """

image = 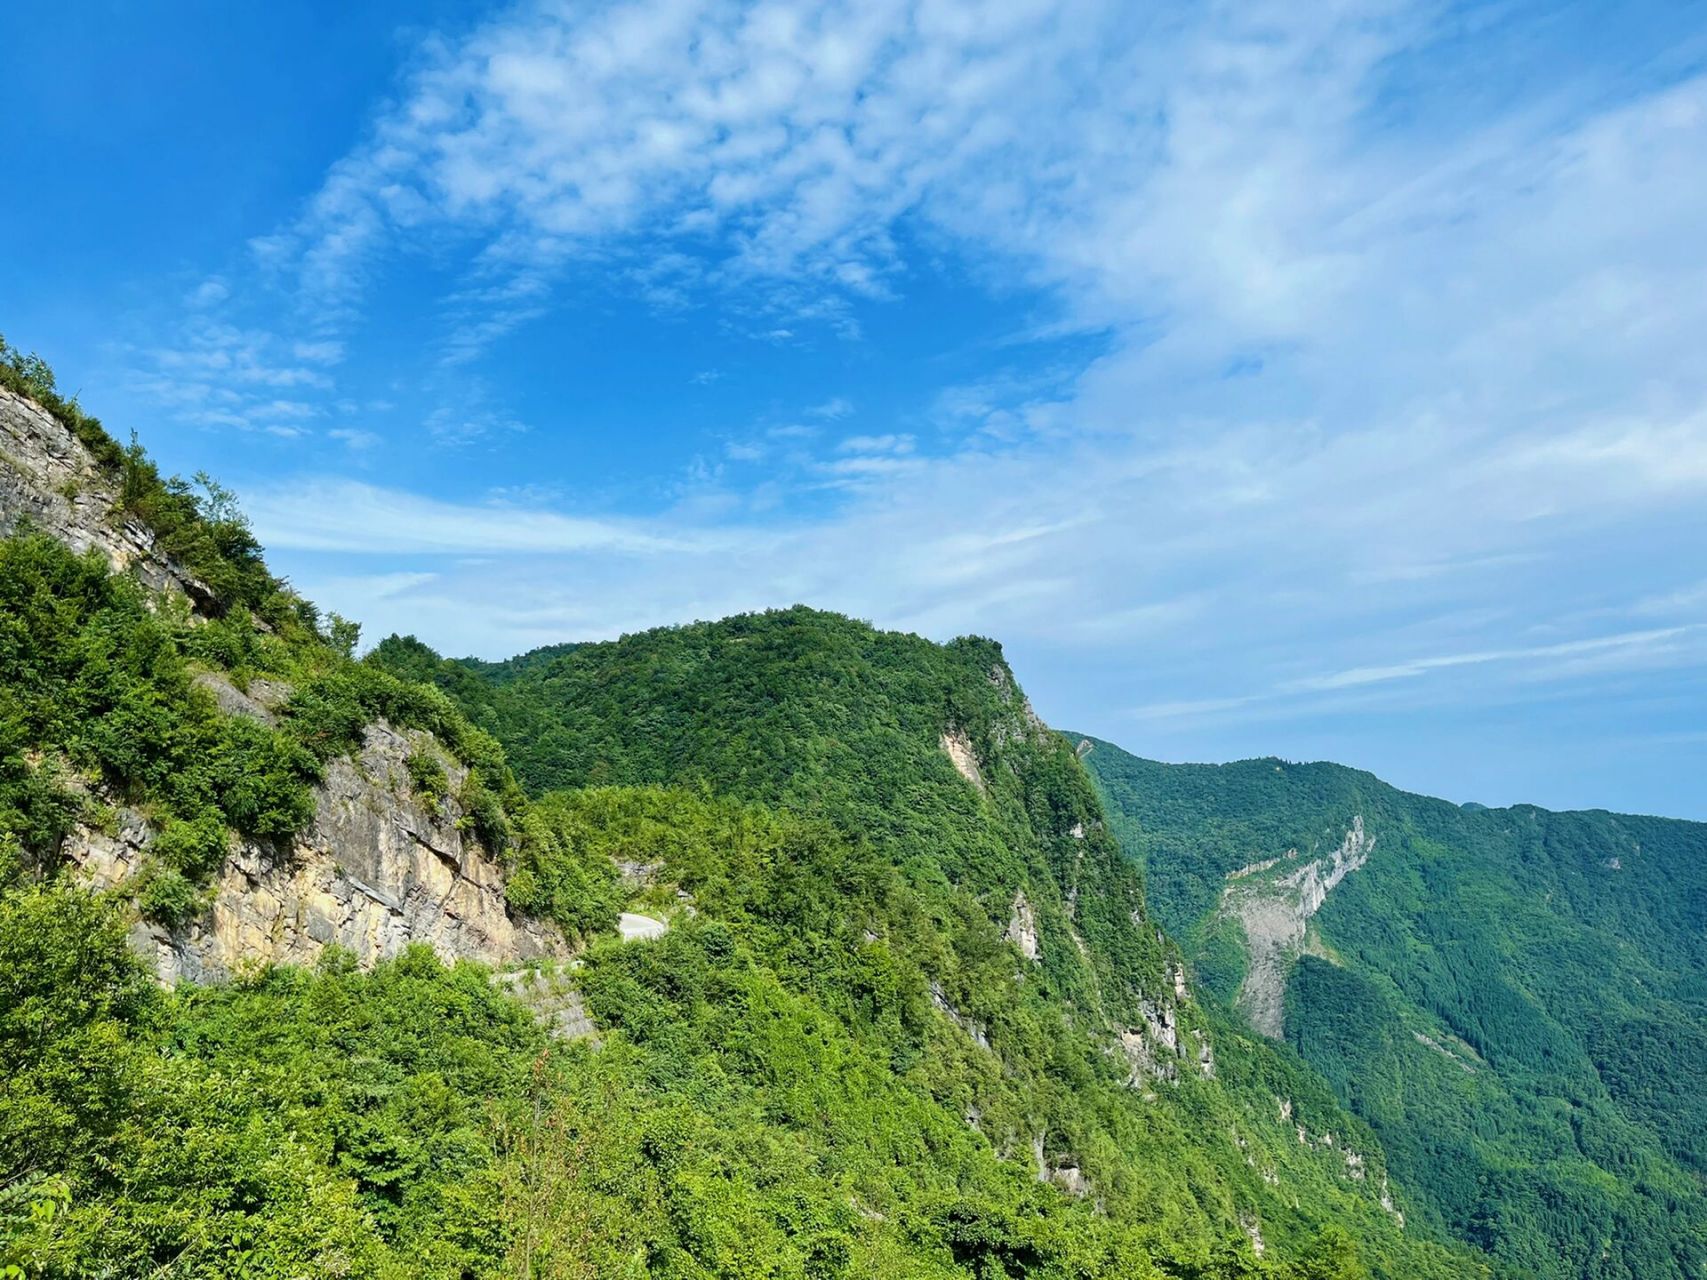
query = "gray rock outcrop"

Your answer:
(1223, 816), (1373, 1038)
(0, 387), (214, 605)
(1006, 890), (1041, 961)
(69, 722), (563, 984)
(4, 382), (565, 983)
(940, 727), (985, 792)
